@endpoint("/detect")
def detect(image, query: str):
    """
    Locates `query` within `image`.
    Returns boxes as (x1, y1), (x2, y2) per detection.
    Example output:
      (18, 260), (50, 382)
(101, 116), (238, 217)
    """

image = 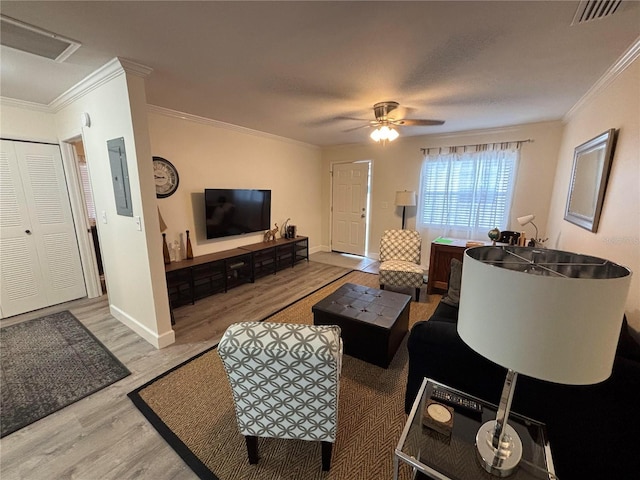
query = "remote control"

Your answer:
(431, 388), (482, 413)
